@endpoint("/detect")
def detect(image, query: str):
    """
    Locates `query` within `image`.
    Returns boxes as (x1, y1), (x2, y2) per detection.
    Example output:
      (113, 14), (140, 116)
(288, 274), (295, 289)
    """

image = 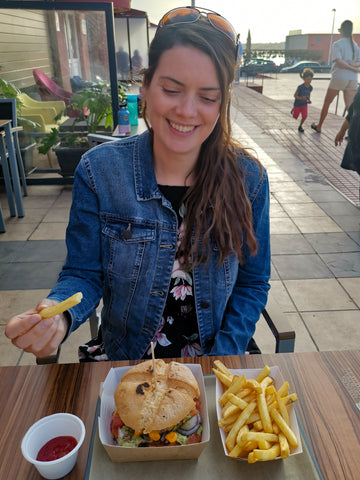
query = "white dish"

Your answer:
(215, 366), (303, 460)
(21, 413), (85, 479)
